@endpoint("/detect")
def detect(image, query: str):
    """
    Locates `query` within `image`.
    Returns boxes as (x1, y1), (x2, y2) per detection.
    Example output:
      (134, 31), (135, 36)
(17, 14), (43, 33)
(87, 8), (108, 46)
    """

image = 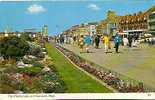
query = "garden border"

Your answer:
(54, 44), (118, 92)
